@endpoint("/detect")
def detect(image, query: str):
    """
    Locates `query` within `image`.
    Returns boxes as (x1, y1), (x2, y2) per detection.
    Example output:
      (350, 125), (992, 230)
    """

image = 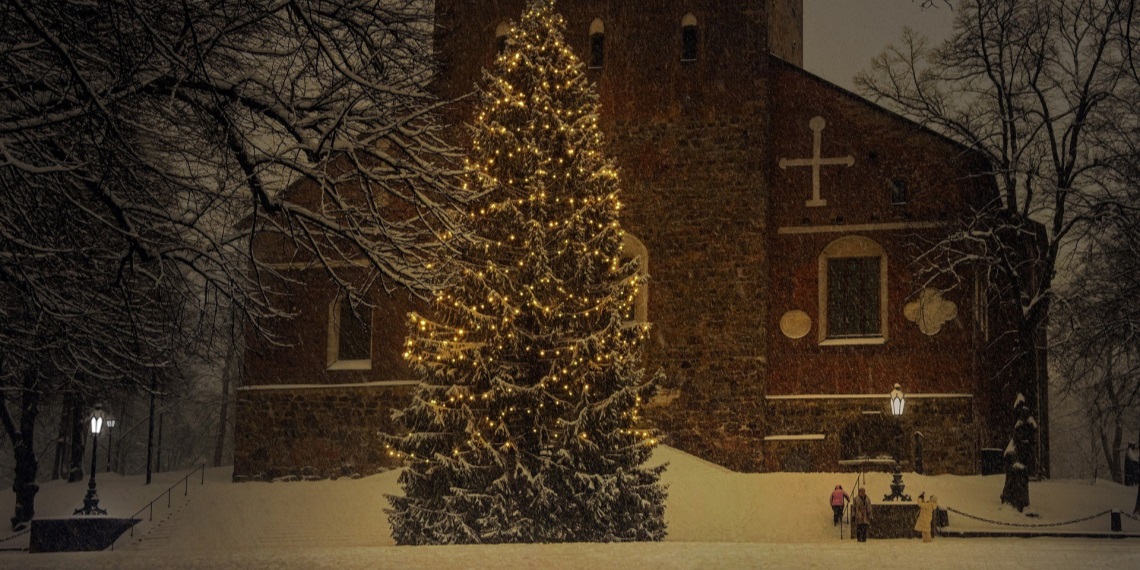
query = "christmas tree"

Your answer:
(385, 0), (666, 545)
